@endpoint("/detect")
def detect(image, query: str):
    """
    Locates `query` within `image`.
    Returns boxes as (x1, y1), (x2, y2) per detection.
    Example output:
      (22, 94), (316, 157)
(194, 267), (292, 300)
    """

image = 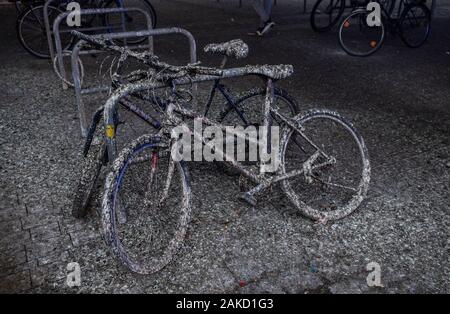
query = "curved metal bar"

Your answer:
(71, 40), (87, 137)
(53, 7), (153, 89)
(43, 0), (61, 66)
(71, 27), (197, 136)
